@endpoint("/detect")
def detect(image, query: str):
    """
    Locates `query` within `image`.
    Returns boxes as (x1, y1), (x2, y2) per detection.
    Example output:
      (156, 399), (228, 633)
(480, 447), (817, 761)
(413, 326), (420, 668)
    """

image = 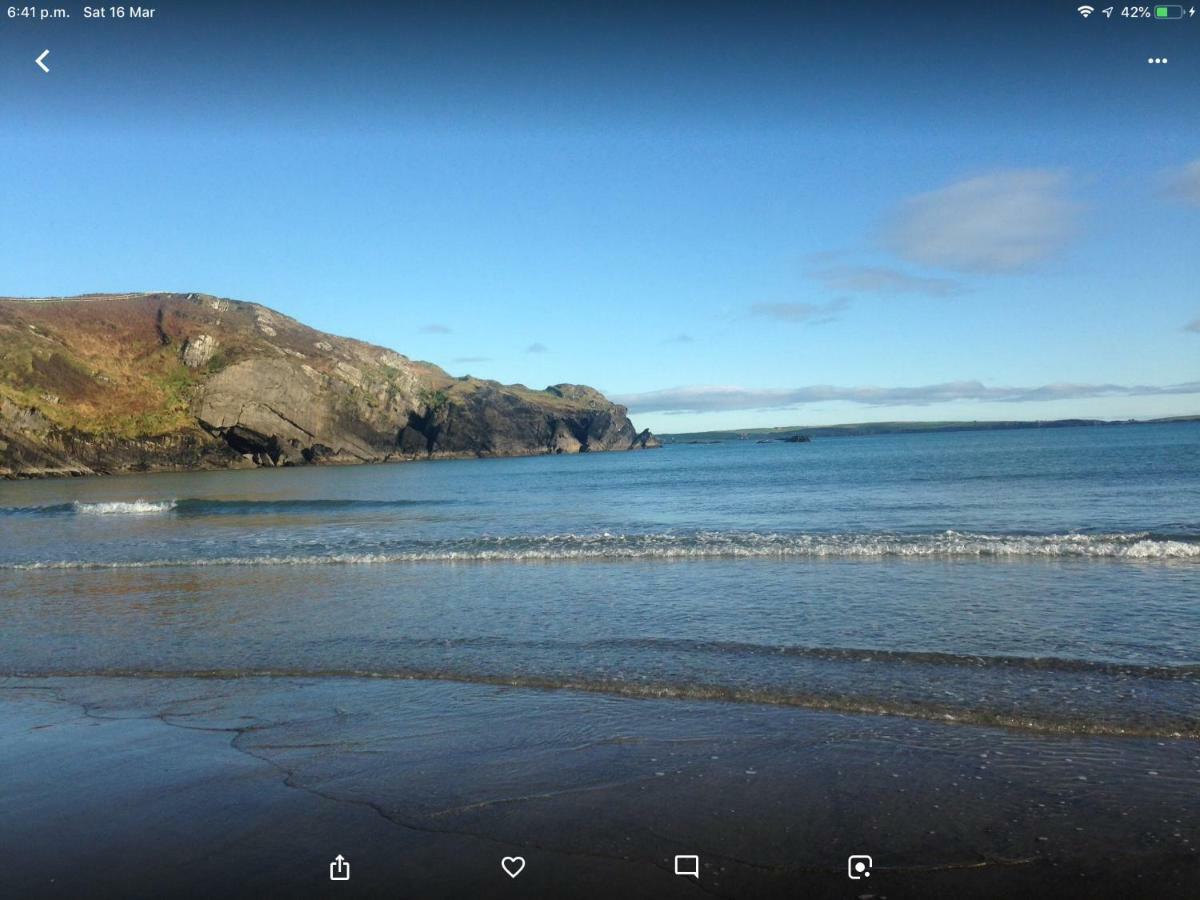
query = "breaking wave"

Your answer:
(72, 500), (178, 515)
(2, 529), (1197, 569)
(0, 498), (451, 517)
